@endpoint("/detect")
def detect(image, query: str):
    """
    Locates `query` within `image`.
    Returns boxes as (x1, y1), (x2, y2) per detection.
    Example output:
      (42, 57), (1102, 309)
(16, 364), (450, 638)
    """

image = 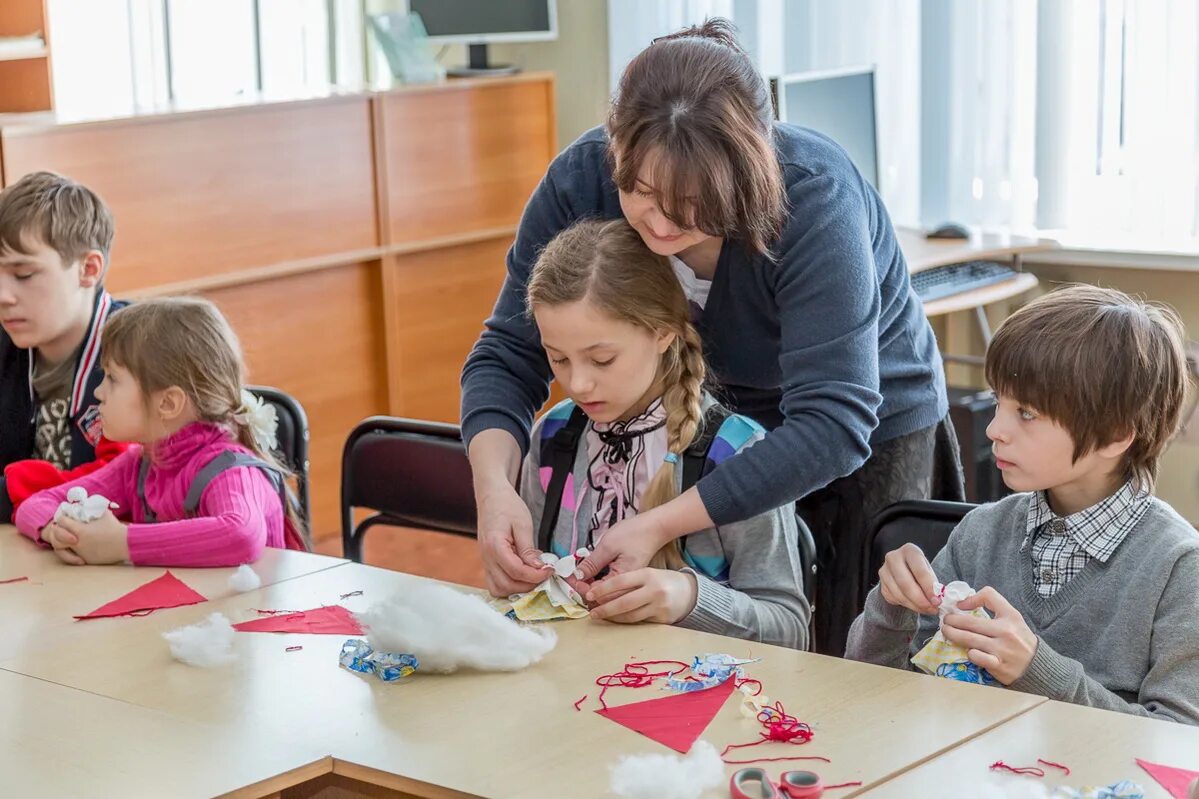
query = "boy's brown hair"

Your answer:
(0, 171), (115, 267)
(985, 284), (1191, 490)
